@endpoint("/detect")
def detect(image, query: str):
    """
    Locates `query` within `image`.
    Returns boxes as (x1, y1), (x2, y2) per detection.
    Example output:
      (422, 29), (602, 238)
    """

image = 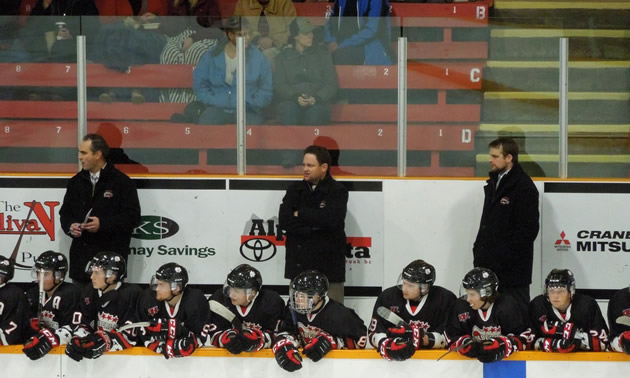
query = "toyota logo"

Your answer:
(240, 237), (277, 262)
